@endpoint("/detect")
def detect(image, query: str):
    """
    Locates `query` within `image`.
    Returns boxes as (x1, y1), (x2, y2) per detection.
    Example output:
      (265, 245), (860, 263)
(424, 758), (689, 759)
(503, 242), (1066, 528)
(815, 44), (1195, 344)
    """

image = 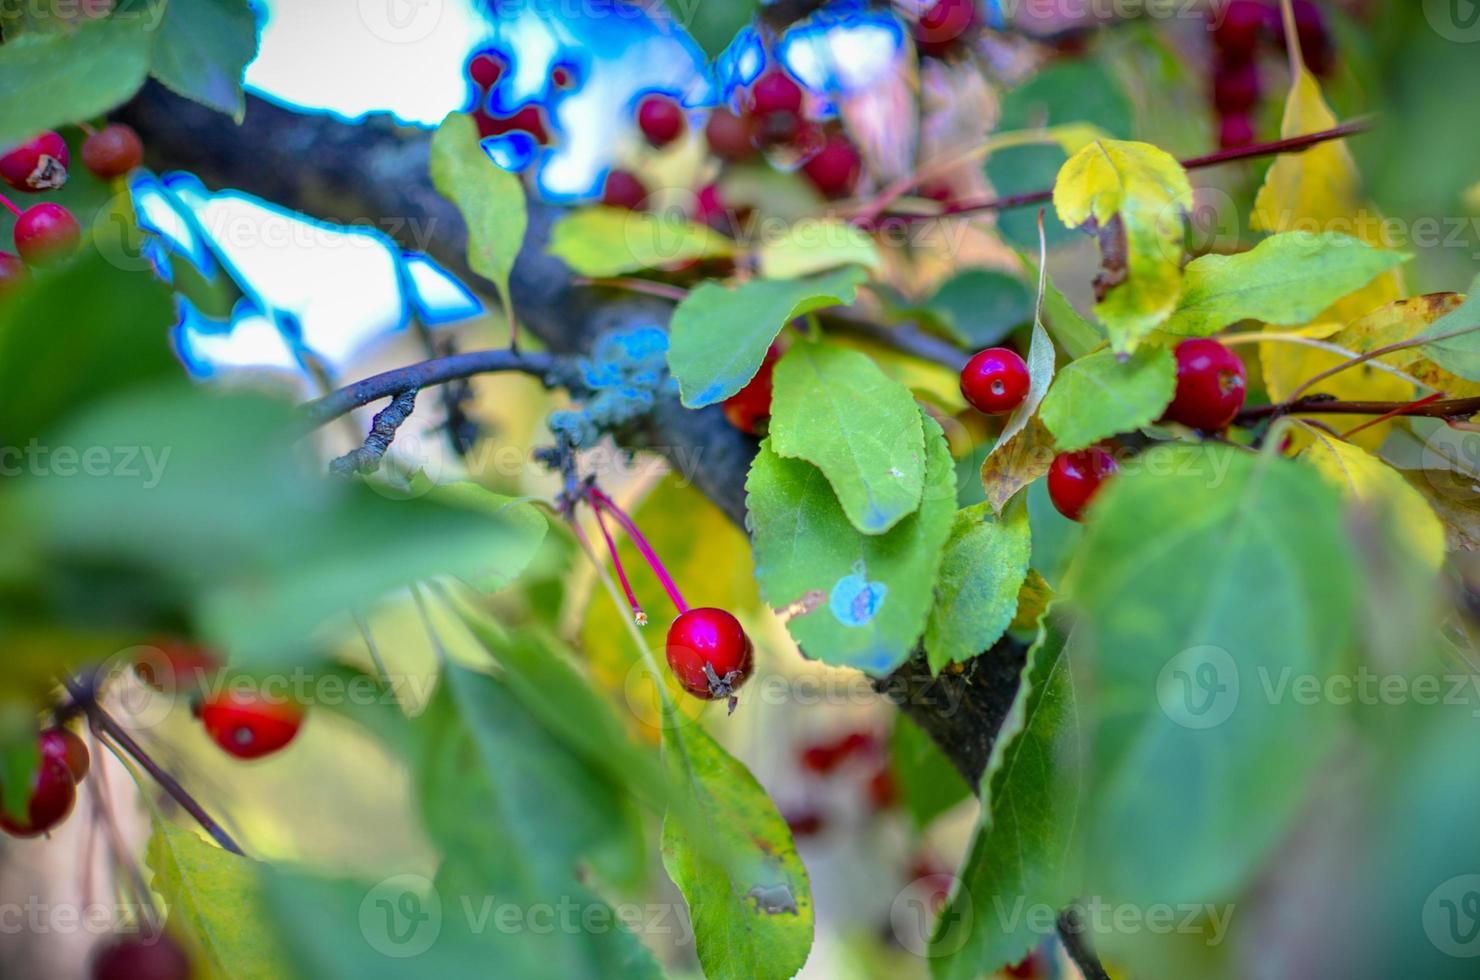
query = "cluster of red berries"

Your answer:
(0, 727), (90, 838)
(958, 338), (1246, 522)
(0, 123), (144, 286)
(784, 729), (895, 837)
(1209, 0), (1332, 149)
